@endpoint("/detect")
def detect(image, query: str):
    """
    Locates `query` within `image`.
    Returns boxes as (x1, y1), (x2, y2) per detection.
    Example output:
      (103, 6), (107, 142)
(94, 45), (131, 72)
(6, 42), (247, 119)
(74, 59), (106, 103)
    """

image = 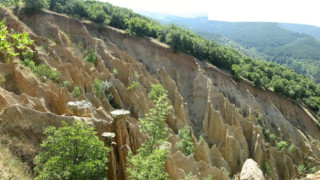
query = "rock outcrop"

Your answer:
(0, 6), (319, 180)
